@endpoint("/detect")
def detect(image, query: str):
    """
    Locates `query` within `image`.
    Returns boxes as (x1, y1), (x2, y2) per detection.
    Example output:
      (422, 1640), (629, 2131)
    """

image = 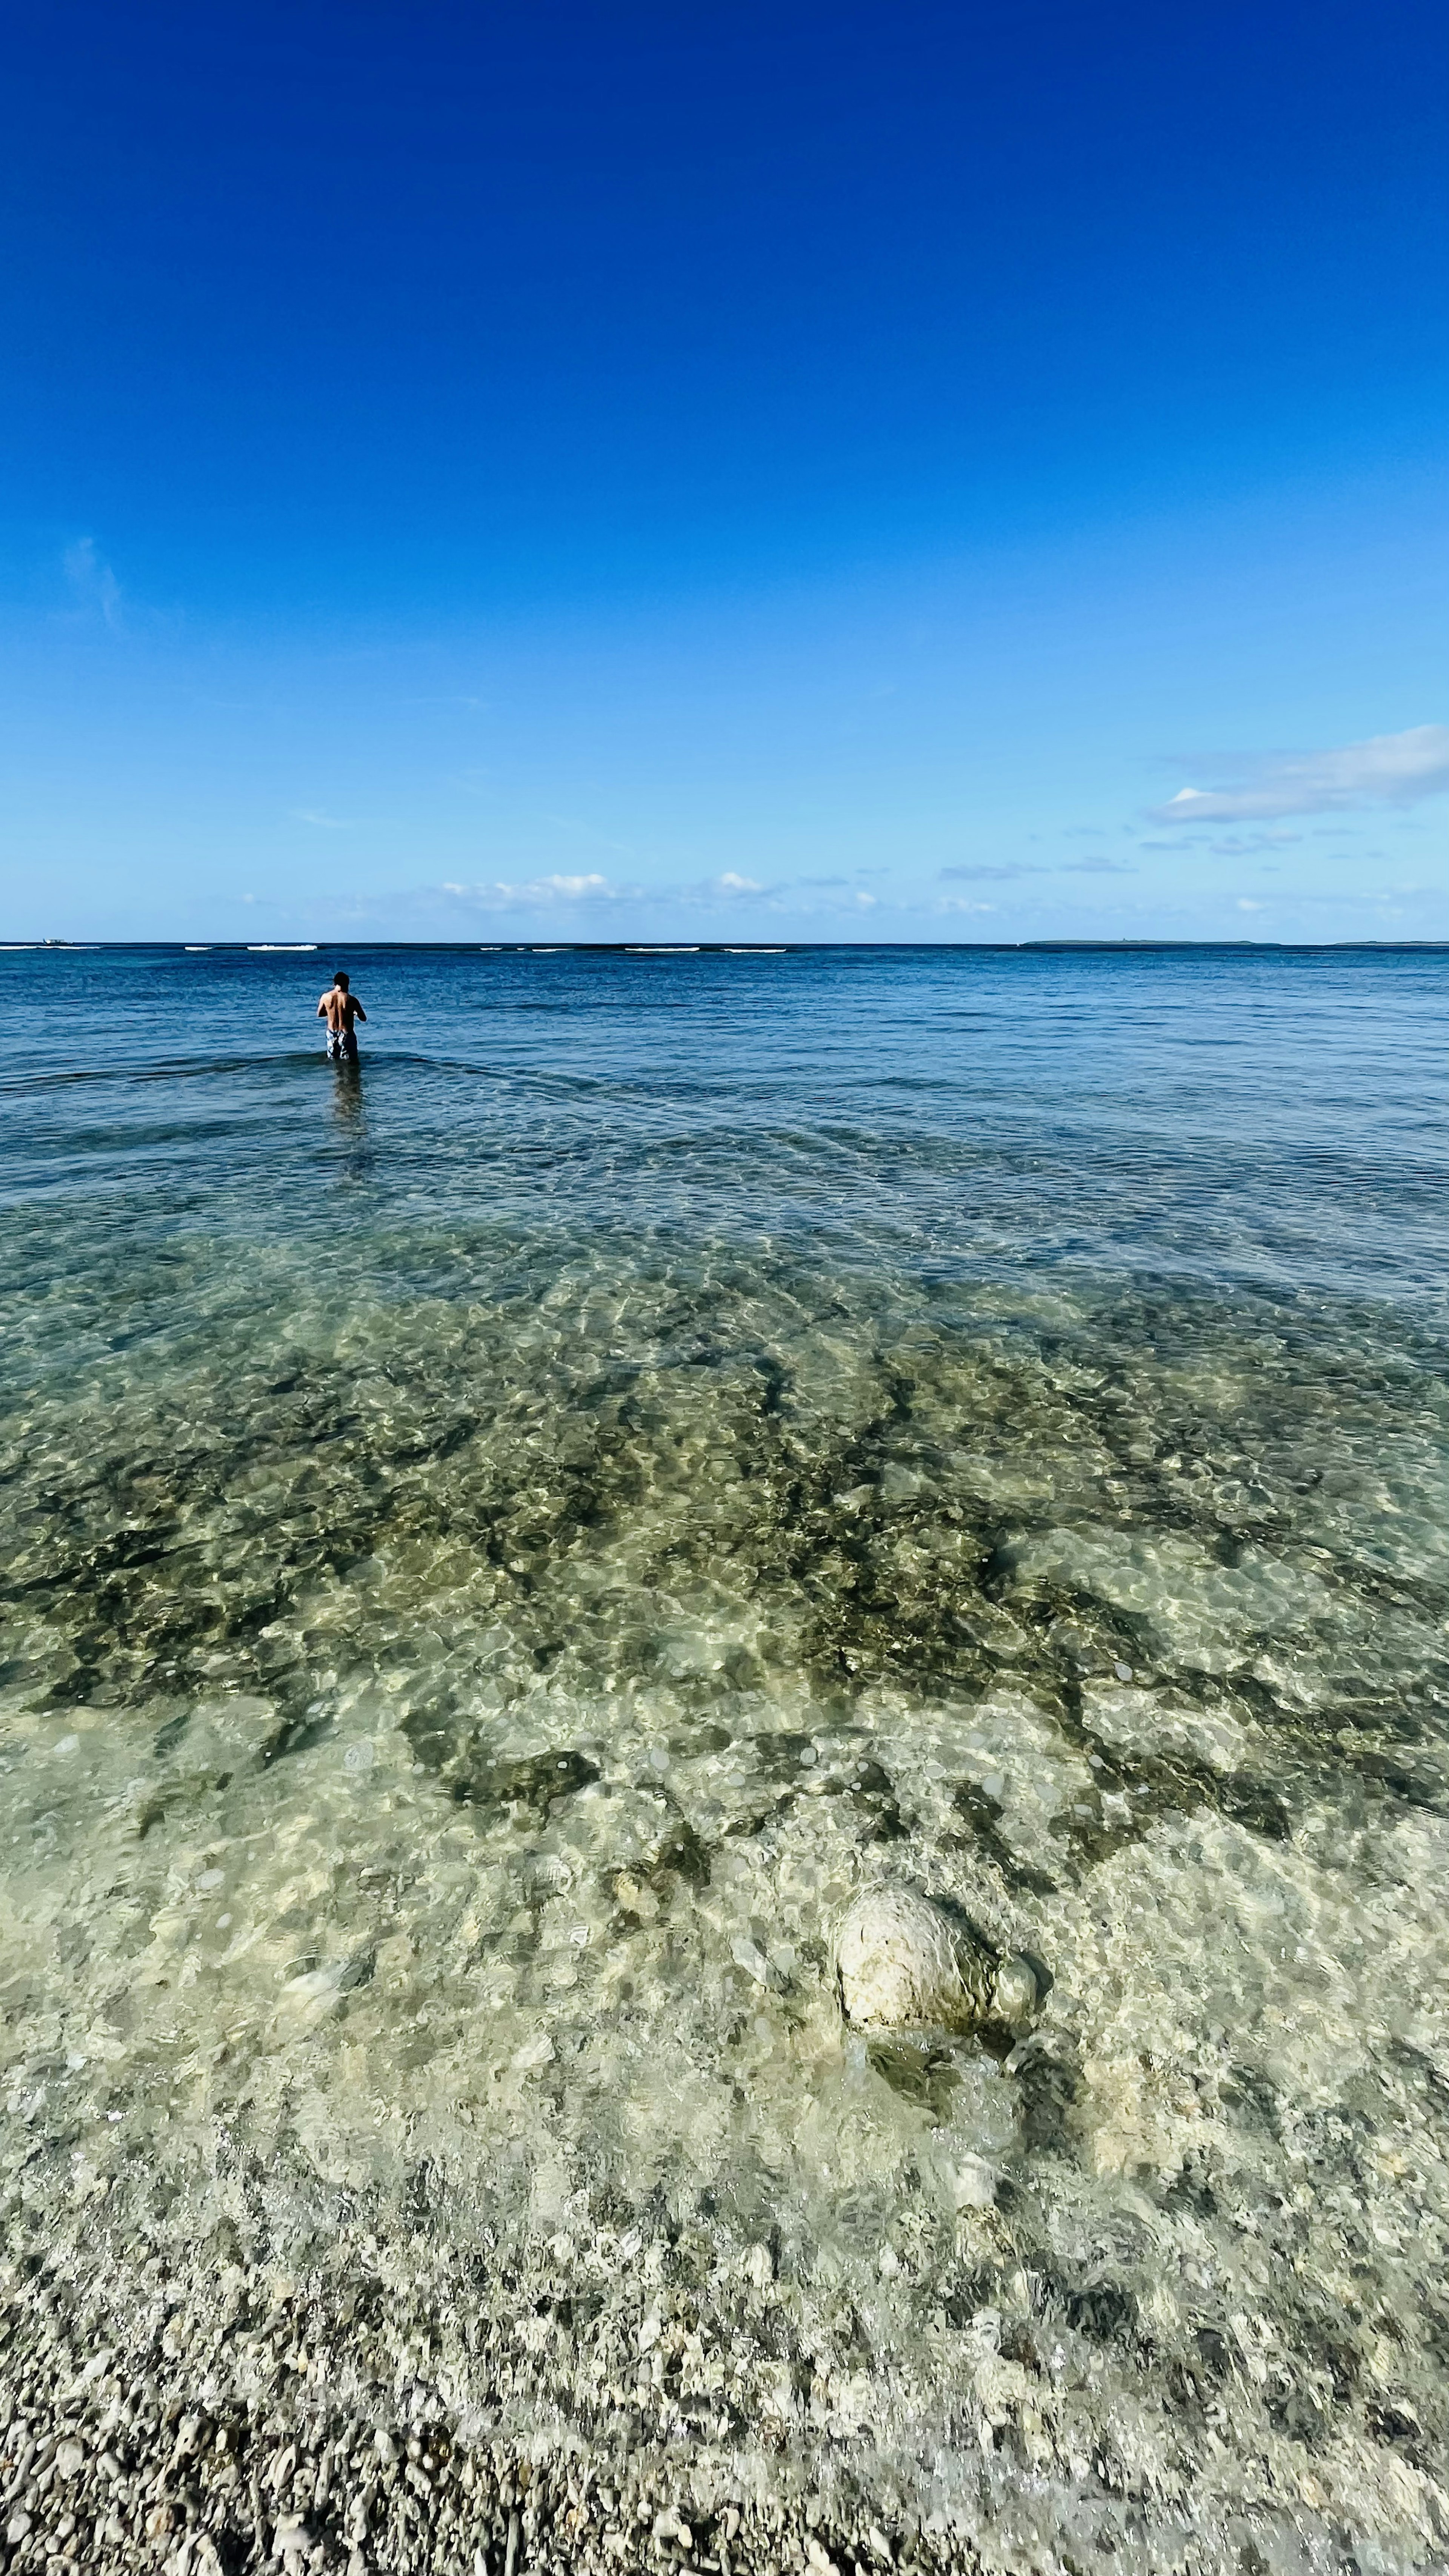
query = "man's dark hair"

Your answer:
(333, 971), (349, 988)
